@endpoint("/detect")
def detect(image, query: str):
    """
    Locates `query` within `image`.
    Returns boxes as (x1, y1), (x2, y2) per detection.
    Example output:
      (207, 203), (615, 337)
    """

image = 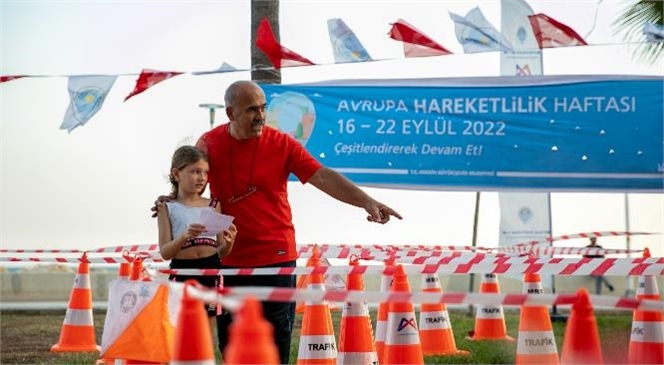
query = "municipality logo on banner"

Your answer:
(60, 75), (117, 133)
